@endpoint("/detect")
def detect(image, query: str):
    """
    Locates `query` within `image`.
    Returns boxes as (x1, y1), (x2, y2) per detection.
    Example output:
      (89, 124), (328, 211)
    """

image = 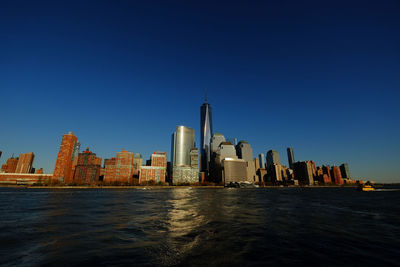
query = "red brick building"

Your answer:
(331, 166), (344, 185)
(1, 157), (19, 173)
(73, 148), (101, 184)
(322, 165), (332, 183)
(139, 151), (167, 183)
(15, 152), (35, 173)
(103, 150), (135, 183)
(103, 158), (116, 183)
(151, 152), (167, 167)
(53, 132), (80, 183)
